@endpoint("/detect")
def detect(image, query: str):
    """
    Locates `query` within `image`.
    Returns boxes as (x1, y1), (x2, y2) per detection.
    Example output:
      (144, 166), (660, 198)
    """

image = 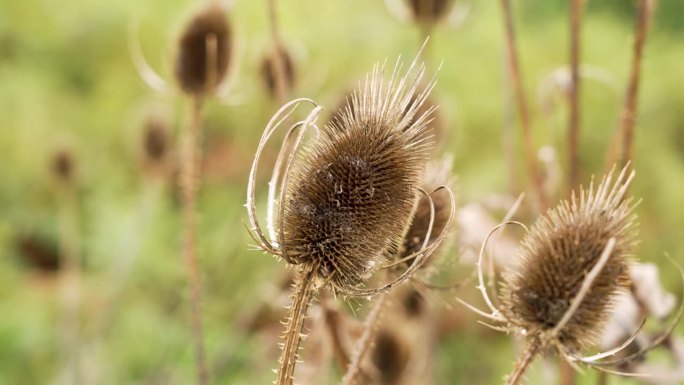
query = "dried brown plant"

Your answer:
(458, 165), (683, 385)
(260, 46), (296, 100)
(174, 2), (232, 97)
(246, 52), (455, 385)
